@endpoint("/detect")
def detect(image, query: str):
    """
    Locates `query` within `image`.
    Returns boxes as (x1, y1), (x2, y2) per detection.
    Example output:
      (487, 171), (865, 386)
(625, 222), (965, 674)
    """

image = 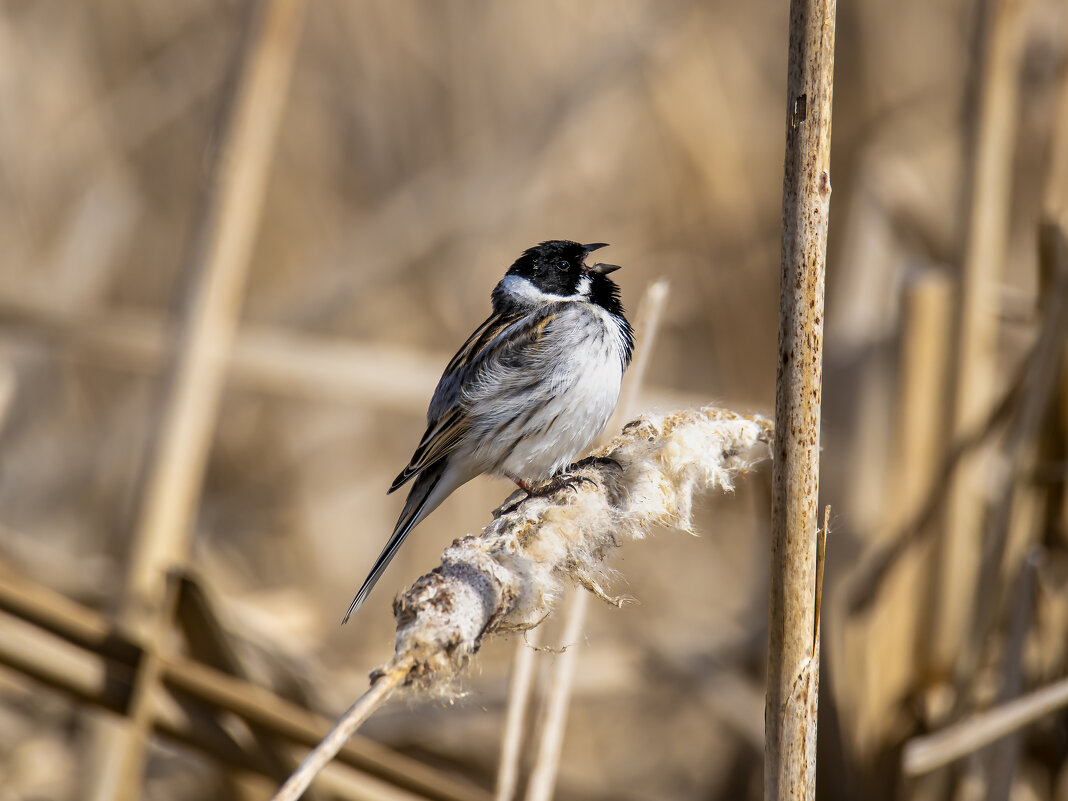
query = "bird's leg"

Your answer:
(492, 474), (537, 516)
(511, 476), (538, 495)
